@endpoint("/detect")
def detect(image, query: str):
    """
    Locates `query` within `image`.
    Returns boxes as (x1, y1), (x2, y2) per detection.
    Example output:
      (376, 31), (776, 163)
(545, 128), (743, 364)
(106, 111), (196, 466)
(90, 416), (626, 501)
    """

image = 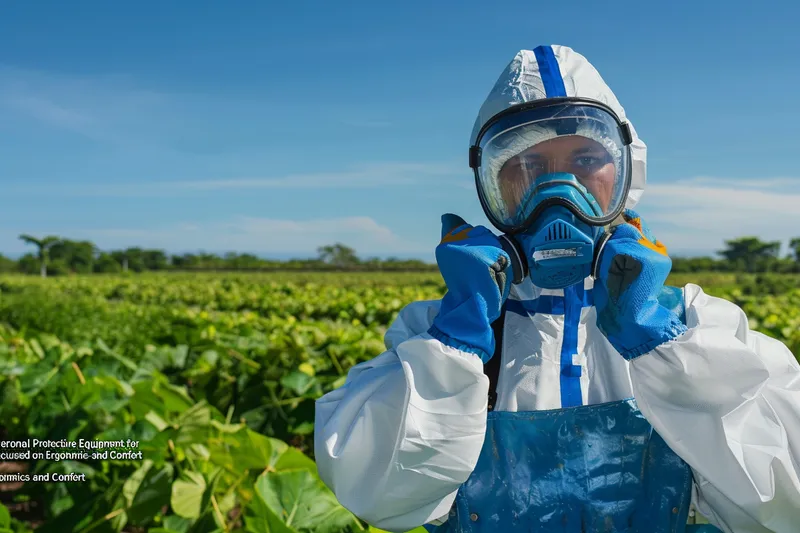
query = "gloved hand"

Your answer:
(427, 214), (512, 363)
(593, 210), (688, 360)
